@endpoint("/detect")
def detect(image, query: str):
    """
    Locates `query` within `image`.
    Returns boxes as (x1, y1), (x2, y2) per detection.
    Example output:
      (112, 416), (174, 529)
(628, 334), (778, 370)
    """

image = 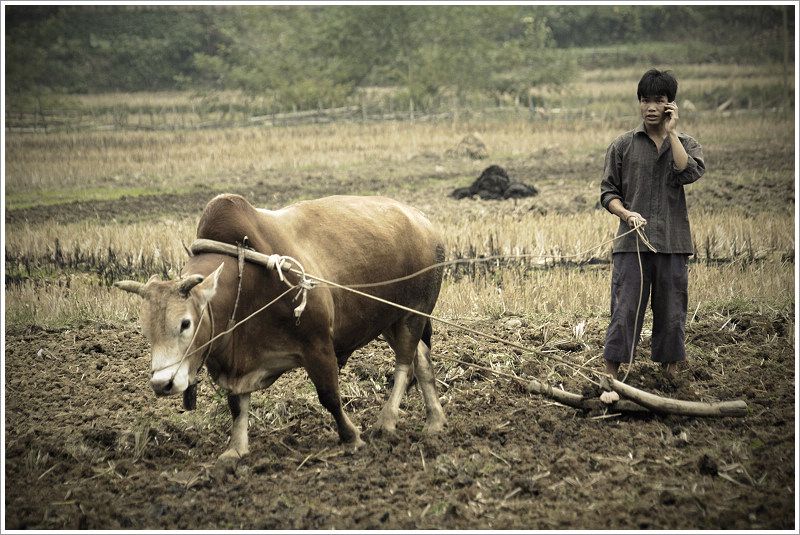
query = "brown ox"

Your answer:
(115, 194), (446, 462)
